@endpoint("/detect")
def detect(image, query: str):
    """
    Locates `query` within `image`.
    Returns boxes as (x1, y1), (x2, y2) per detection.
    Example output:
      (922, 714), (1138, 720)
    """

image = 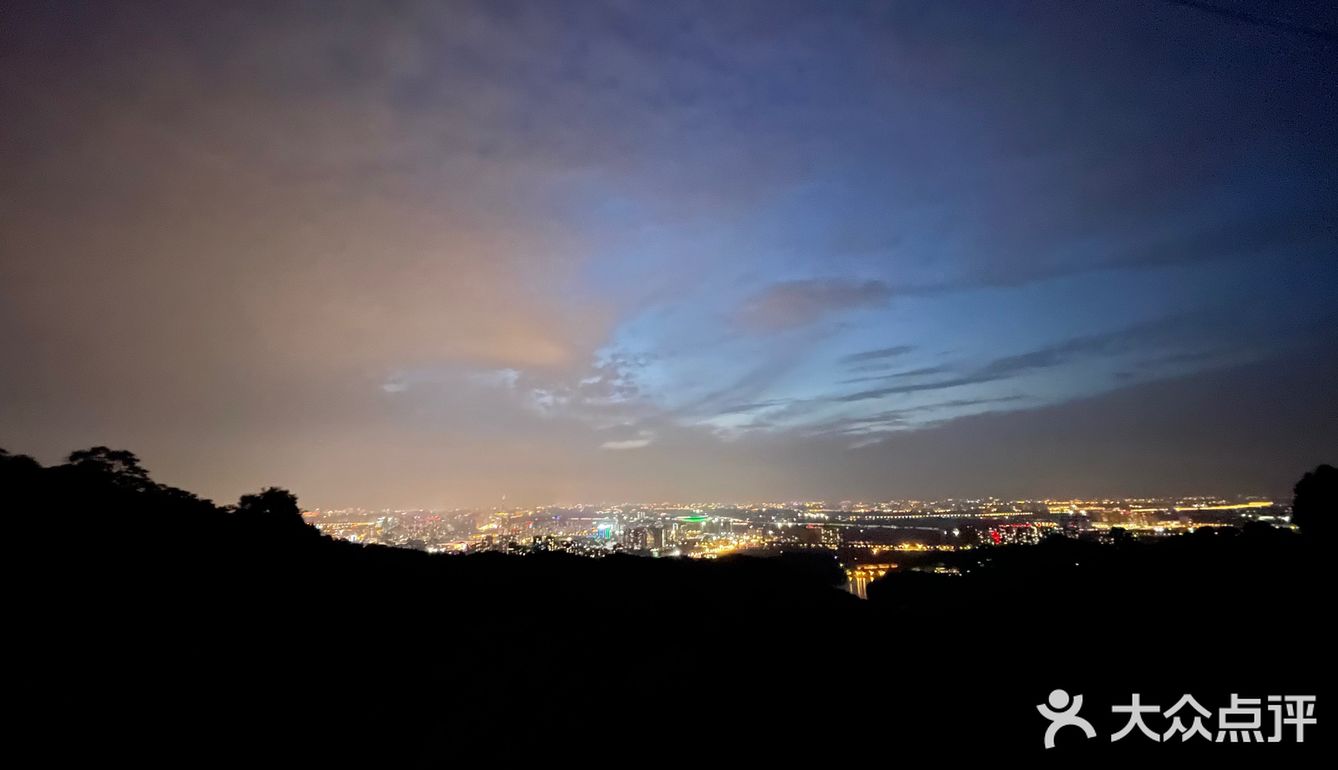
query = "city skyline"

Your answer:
(3, 1), (1335, 508)
(302, 491), (1283, 514)
(297, 491), (1293, 600)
